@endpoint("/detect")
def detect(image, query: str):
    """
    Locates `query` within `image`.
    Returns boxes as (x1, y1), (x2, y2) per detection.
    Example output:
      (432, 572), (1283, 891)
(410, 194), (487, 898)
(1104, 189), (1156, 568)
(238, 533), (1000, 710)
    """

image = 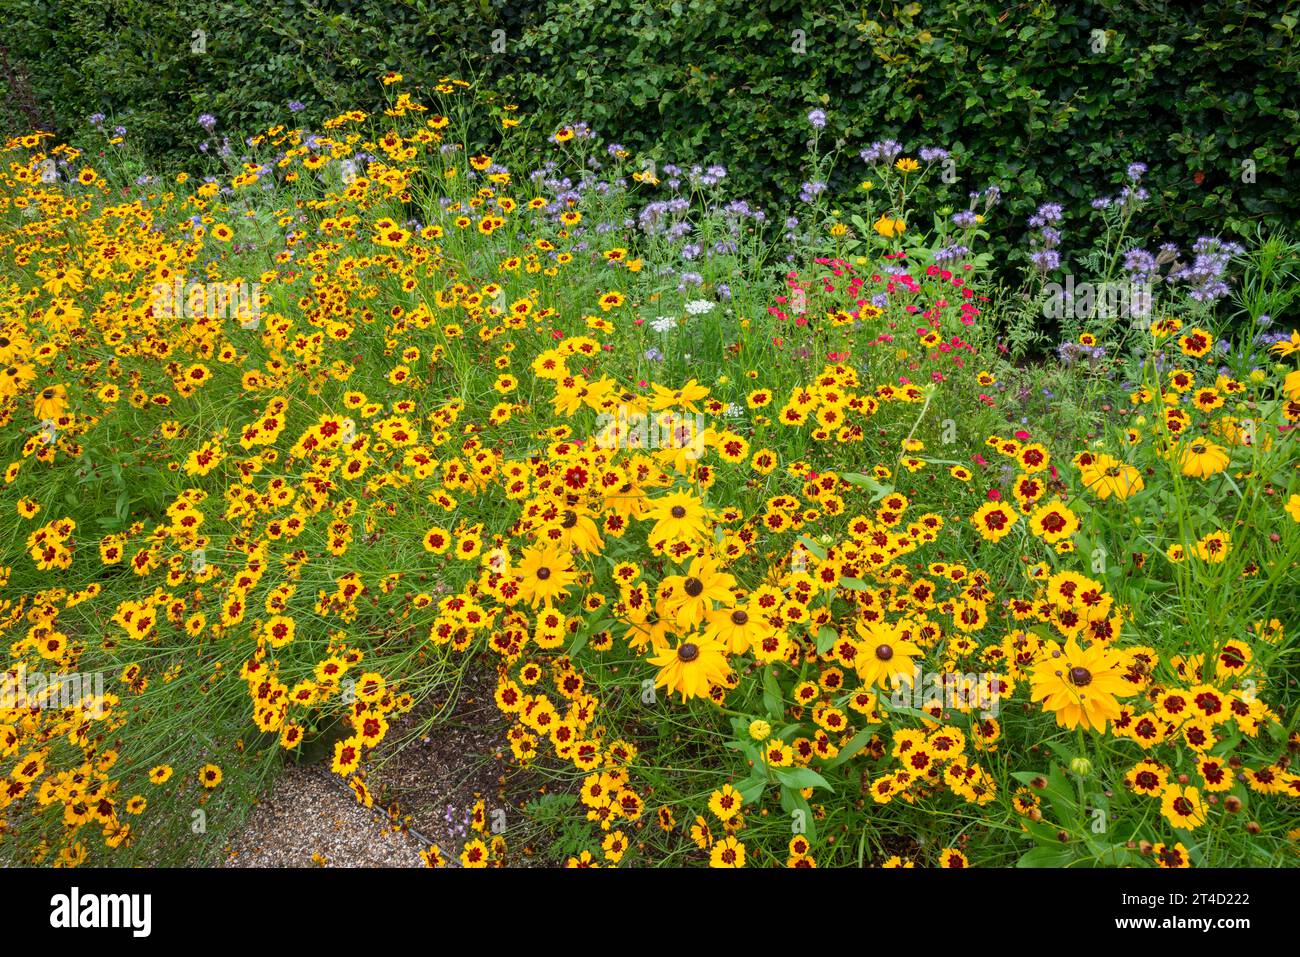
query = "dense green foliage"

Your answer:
(4, 0), (1298, 268)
